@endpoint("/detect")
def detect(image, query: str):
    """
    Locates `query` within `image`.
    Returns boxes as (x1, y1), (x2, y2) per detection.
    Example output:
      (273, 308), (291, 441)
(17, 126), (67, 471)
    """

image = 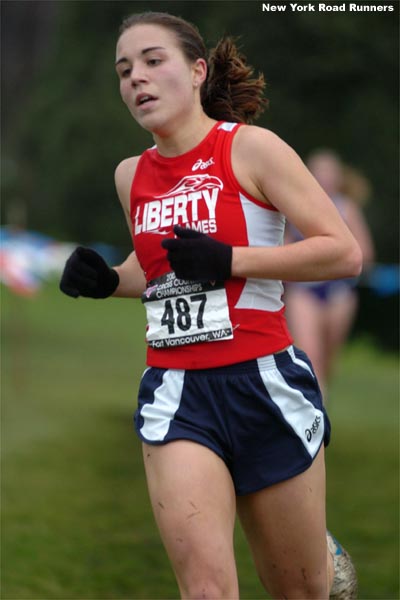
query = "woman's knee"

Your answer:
(177, 566), (239, 599)
(259, 566), (328, 600)
(170, 539), (239, 600)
